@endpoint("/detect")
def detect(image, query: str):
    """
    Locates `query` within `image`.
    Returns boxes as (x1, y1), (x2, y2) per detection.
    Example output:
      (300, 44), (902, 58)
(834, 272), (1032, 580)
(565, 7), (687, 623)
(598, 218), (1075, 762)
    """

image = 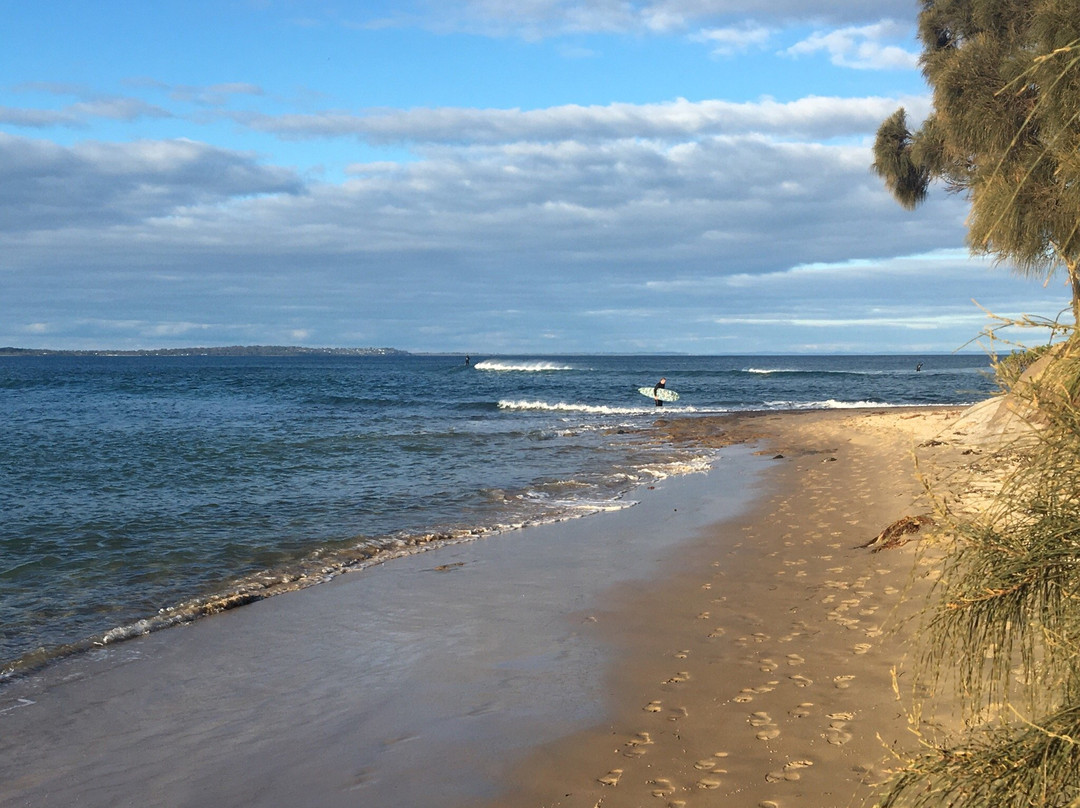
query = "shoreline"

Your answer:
(0, 406), (979, 807)
(482, 406), (972, 808)
(0, 437), (768, 808)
